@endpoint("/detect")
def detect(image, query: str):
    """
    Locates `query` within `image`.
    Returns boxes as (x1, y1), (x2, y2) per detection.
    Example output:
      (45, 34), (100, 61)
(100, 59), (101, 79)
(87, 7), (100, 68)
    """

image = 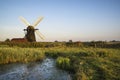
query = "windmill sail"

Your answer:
(19, 16), (30, 26)
(33, 17), (43, 27)
(35, 30), (44, 40)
